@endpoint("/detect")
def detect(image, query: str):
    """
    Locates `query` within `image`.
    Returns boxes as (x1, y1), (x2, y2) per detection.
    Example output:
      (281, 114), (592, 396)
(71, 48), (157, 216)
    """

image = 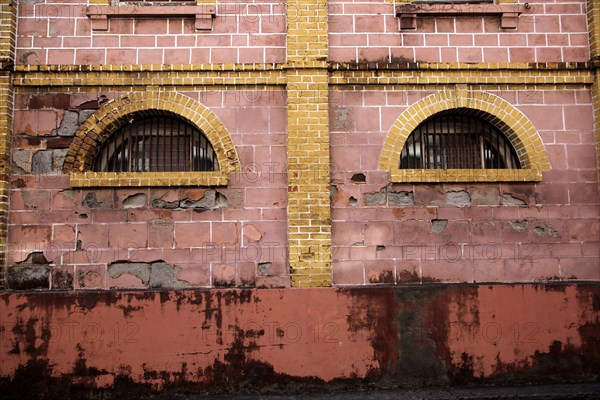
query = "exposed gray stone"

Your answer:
(108, 261), (188, 288)
(31, 150), (53, 174)
(12, 150), (32, 174)
(32, 149), (67, 174)
(83, 192), (103, 208)
(123, 193), (147, 209)
(78, 110), (95, 124)
(8, 266), (50, 290)
(149, 262), (178, 288)
(445, 190), (471, 207)
(52, 149), (68, 172)
(151, 191), (227, 211)
(388, 190), (415, 207)
(108, 262), (151, 285)
(502, 193), (527, 206)
(60, 189), (78, 201)
(181, 190), (216, 209)
(22, 191), (49, 209)
(332, 107), (352, 130)
(152, 198), (179, 209)
(330, 185), (338, 197)
(349, 196), (357, 206)
(510, 220), (528, 232)
(215, 192), (228, 208)
(54, 110), (80, 137)
(8, 252), (50, 290)
(534, 222), (559, 238)
(258, 262), (272, 274)
(364, 189), (386, 206)
(431, 219), (448, 234)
